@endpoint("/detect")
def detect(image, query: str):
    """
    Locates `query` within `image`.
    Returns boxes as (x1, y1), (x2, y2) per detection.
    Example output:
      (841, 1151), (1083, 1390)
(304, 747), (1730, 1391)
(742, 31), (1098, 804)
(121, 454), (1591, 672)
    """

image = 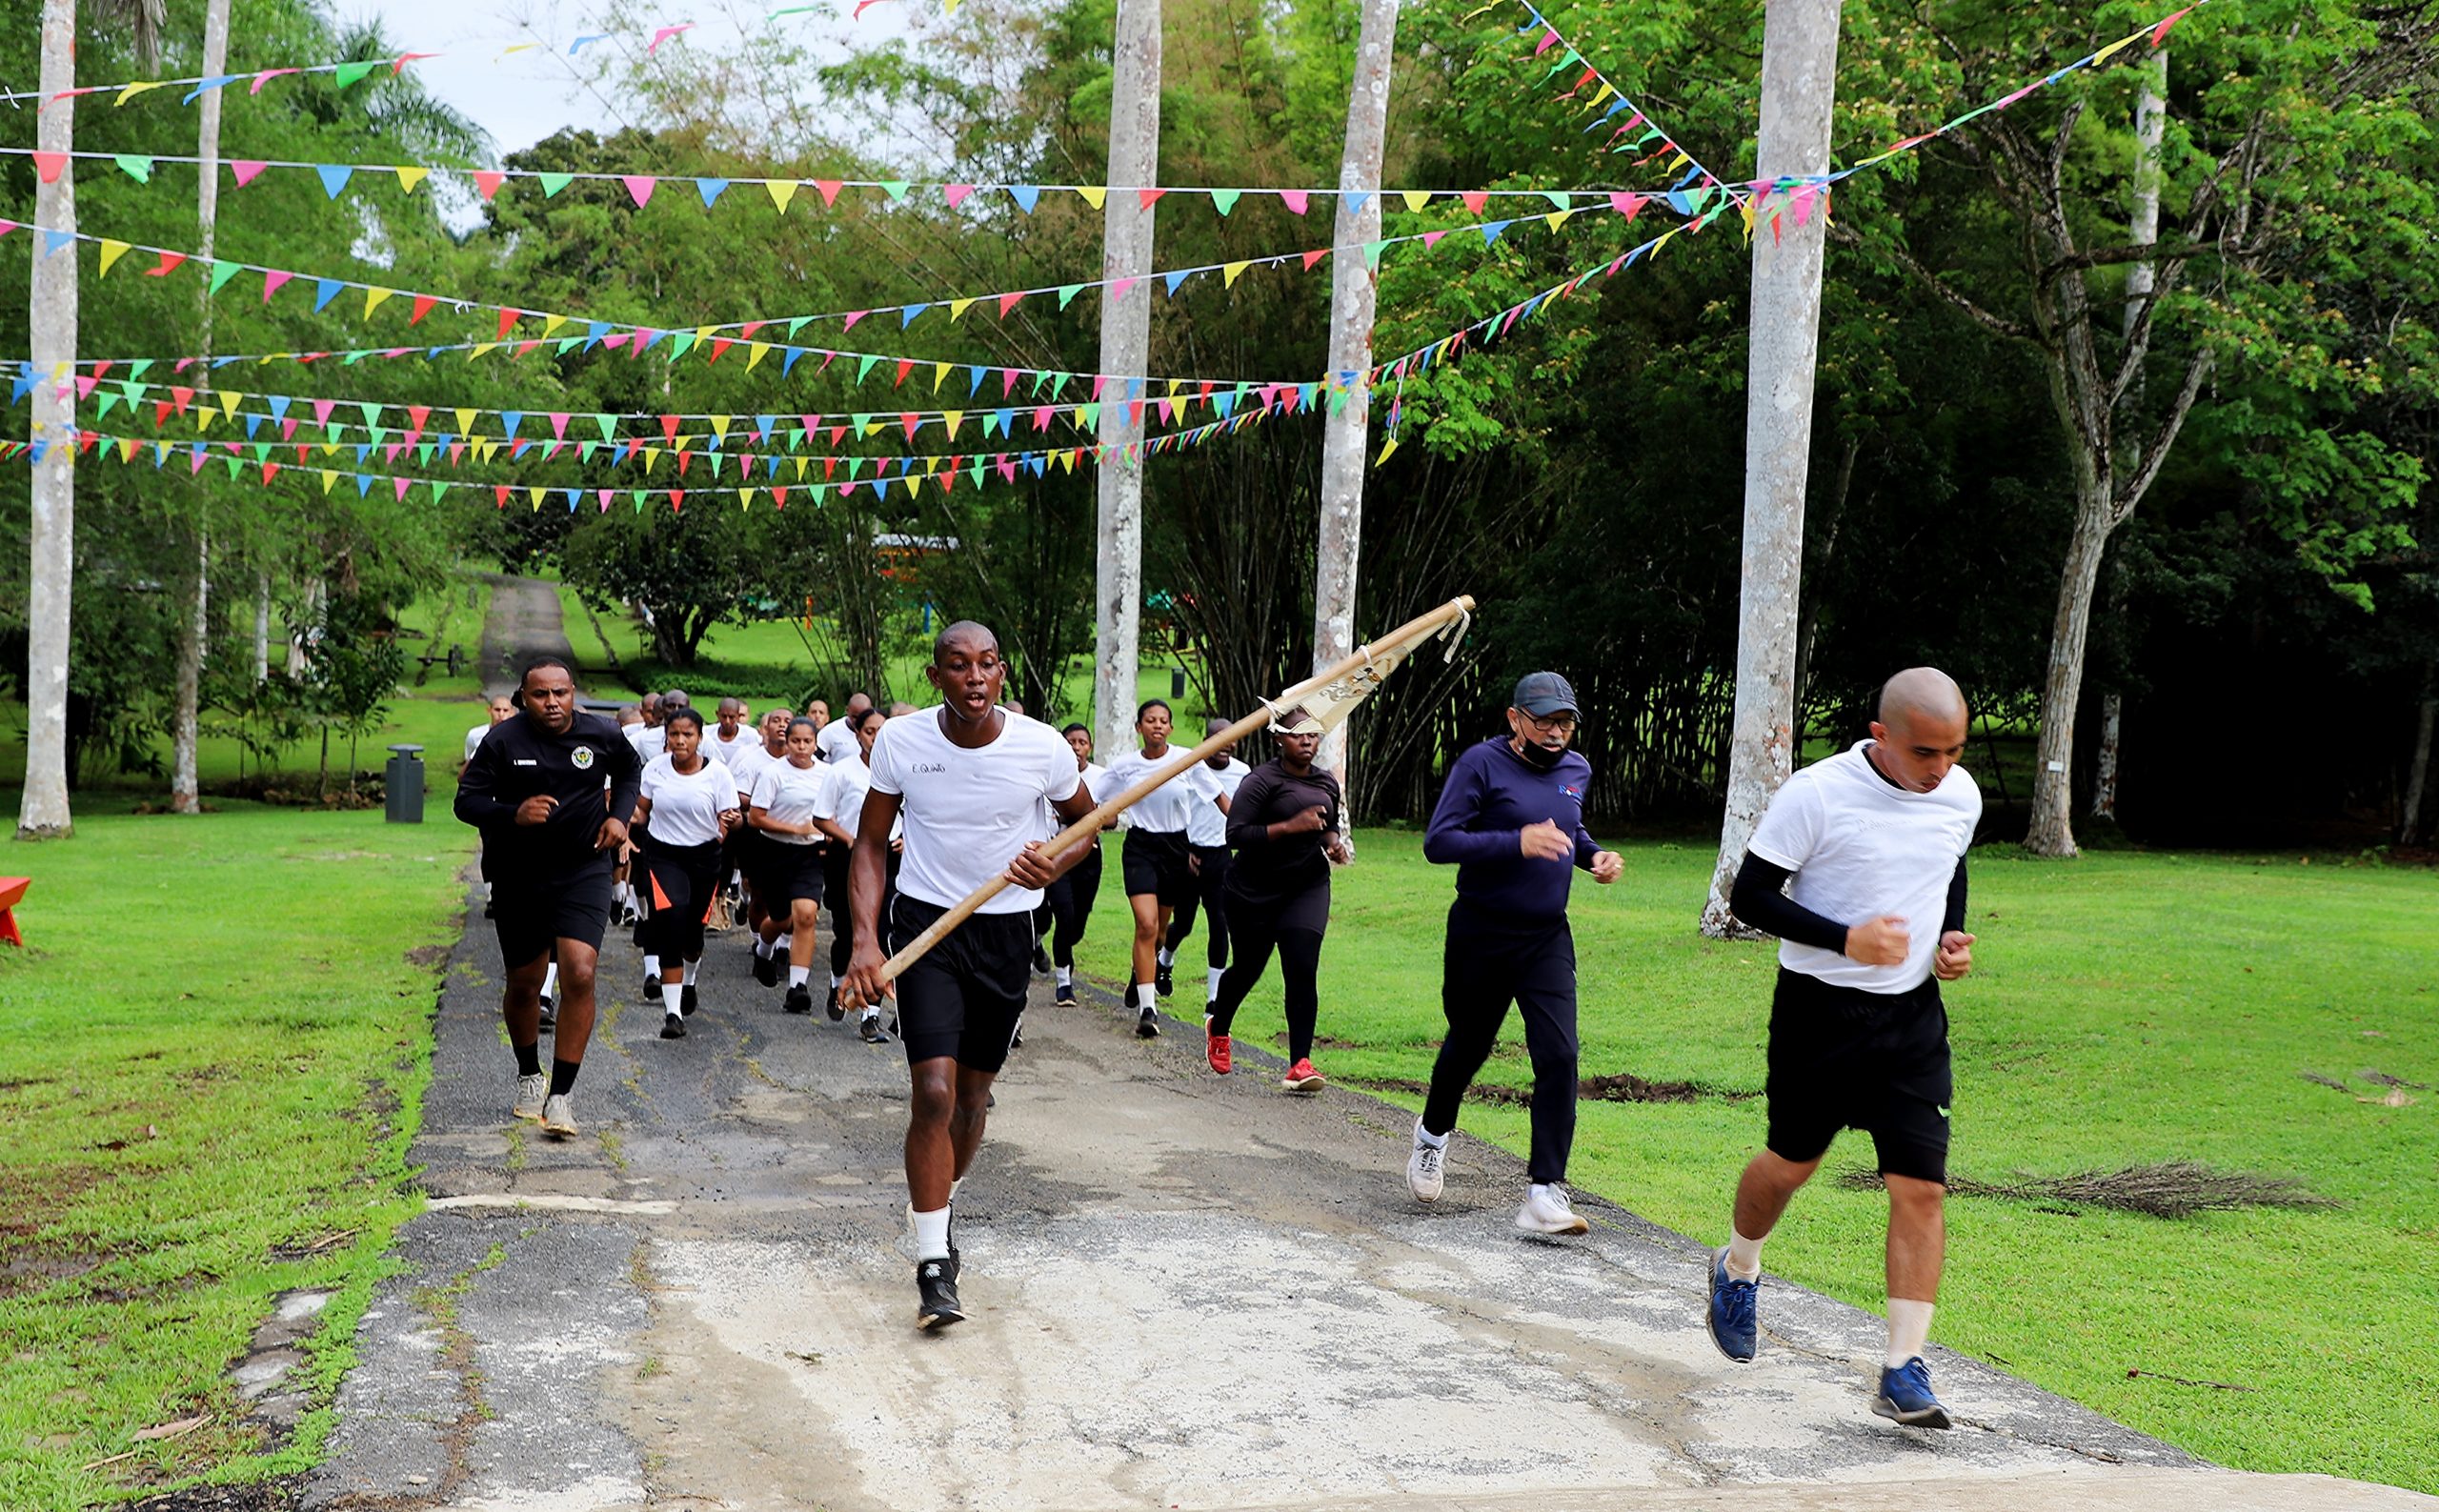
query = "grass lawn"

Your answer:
(1139, 834), (2438, 1492)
